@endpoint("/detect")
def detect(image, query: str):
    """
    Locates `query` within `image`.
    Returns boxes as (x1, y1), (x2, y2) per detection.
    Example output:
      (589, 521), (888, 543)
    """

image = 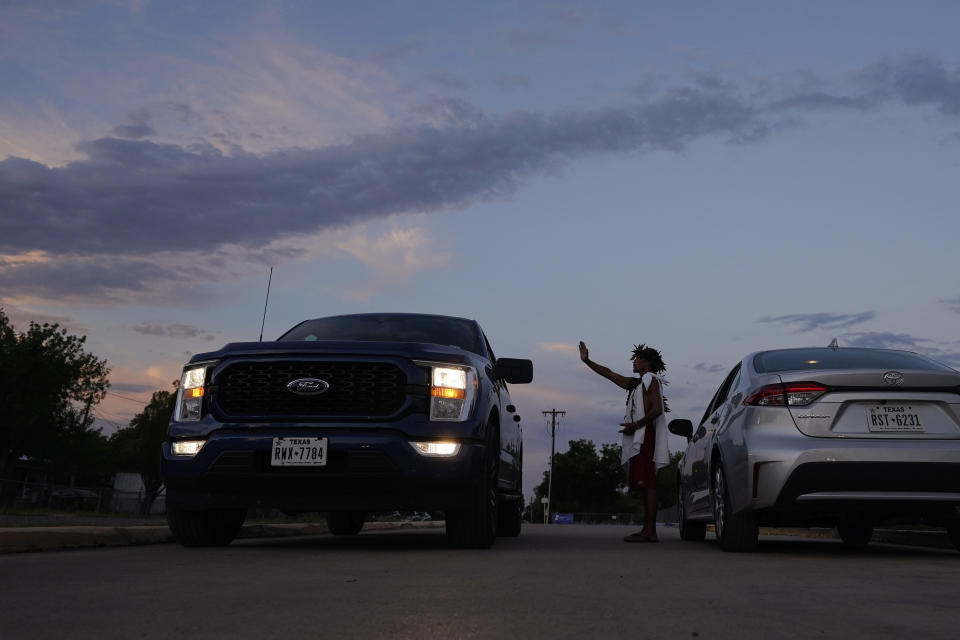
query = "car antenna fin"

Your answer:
(828, 337), (839, 350)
